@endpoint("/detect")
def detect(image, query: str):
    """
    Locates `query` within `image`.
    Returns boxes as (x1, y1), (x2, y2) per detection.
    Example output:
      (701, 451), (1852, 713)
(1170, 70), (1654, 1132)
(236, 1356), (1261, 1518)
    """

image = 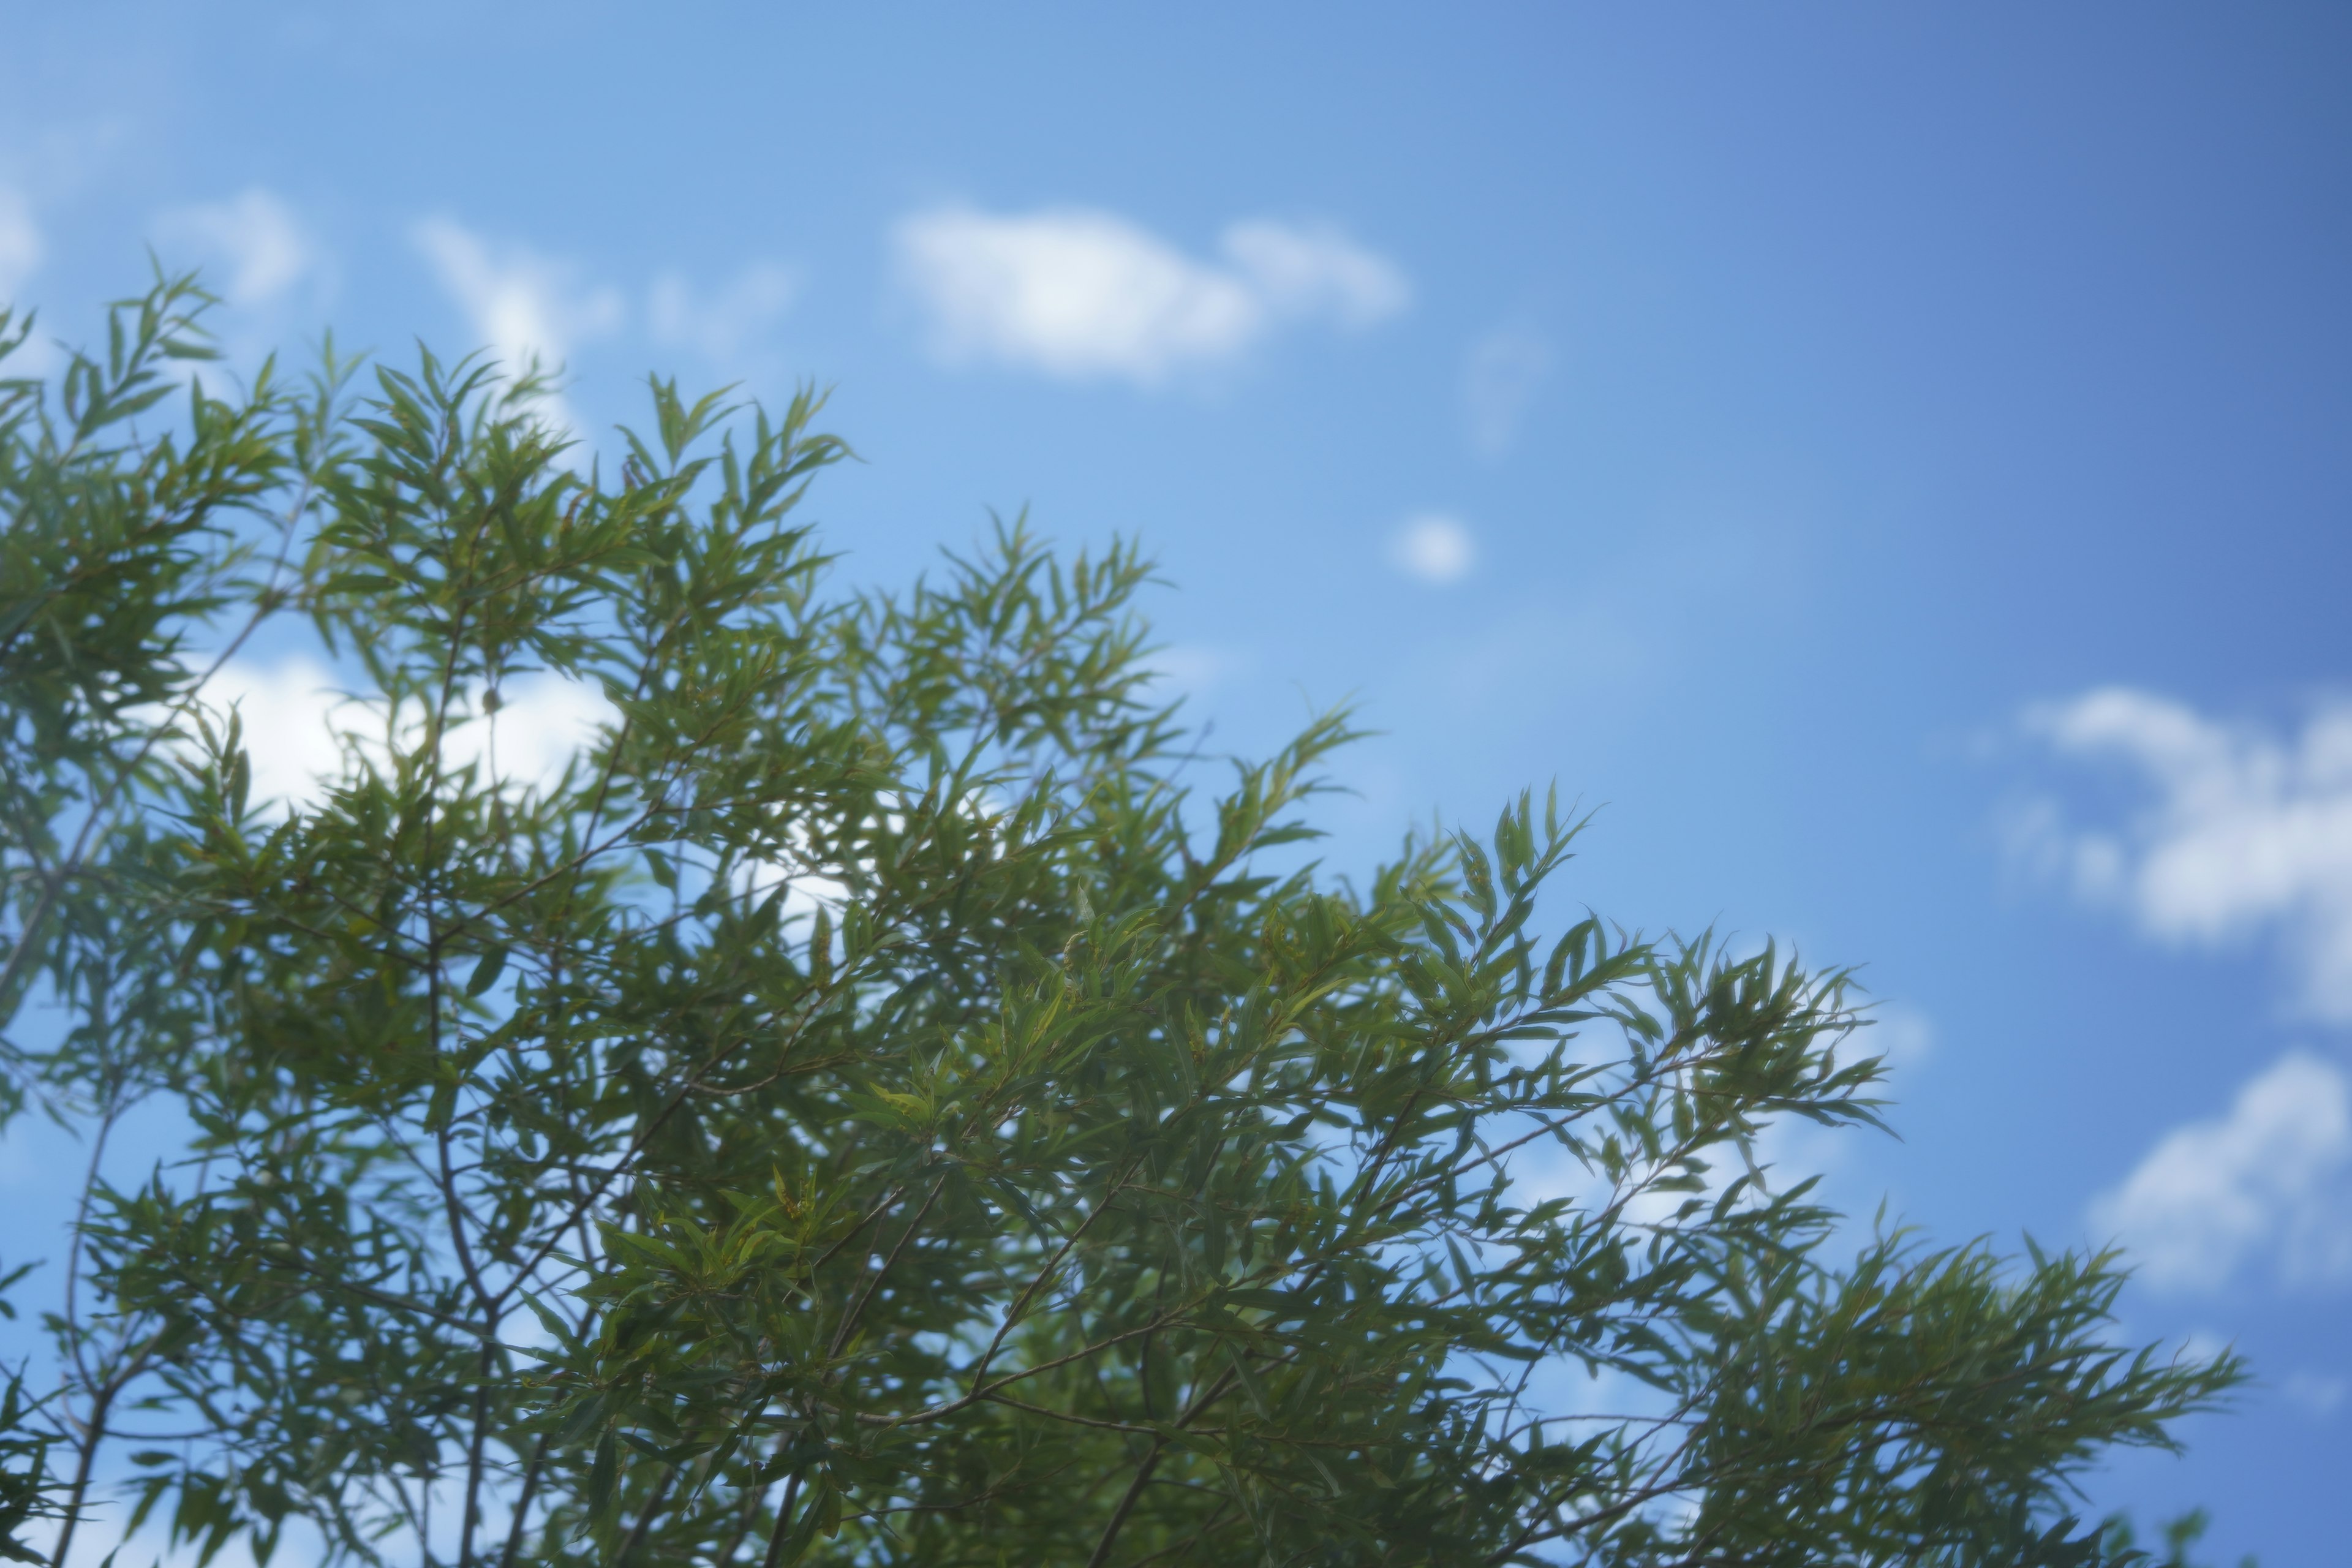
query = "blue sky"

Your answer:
(6, 4), (2351, 1558)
